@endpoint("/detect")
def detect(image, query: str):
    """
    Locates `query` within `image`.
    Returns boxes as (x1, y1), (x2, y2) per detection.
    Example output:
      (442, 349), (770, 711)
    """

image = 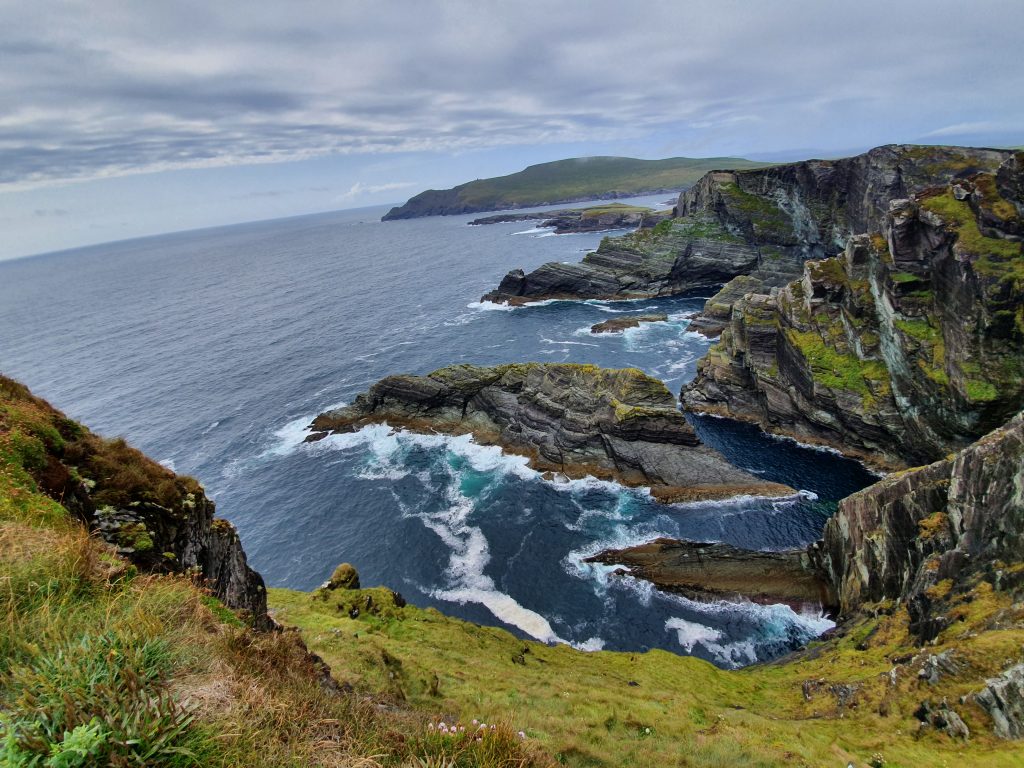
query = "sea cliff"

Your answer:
(683, 153), (1024, 468)
(482, 144), (1013, 305)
